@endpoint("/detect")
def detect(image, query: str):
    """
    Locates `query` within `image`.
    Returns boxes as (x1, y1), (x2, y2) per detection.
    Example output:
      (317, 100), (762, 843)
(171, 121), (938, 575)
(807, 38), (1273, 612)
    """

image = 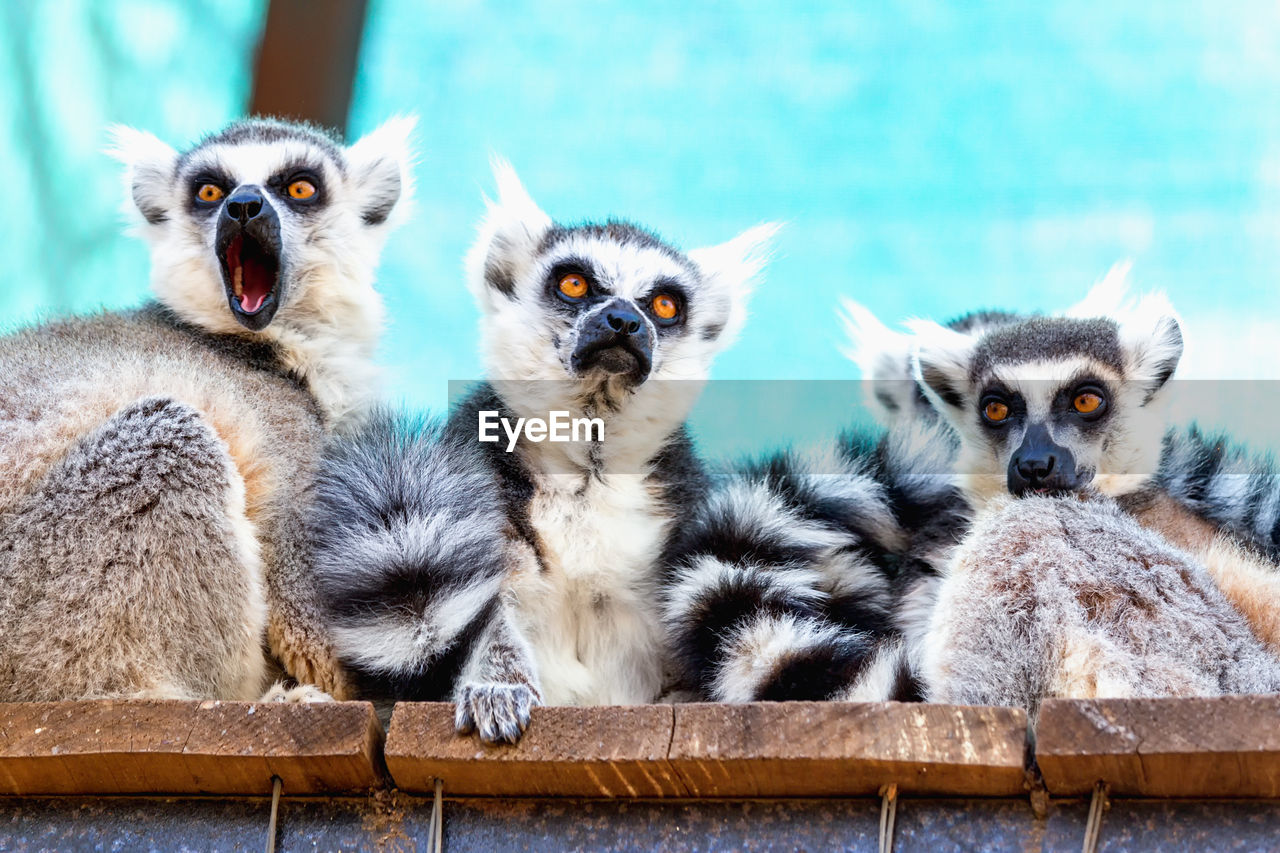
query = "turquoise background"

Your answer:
(4, 1), (1279, 450)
